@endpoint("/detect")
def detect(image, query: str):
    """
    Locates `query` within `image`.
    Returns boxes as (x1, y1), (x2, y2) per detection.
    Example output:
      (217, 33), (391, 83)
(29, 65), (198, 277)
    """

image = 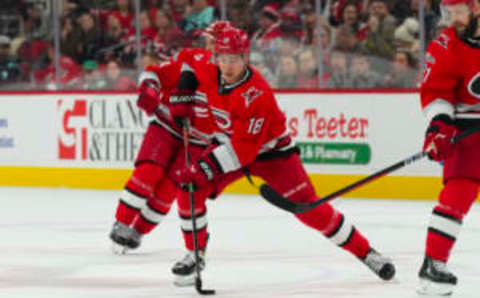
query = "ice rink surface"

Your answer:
(1, 187), (479, 298)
